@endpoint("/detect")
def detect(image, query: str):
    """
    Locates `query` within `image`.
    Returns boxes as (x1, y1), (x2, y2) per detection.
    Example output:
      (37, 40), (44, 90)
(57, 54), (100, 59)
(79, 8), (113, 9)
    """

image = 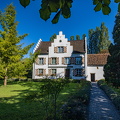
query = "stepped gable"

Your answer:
(35, 40), (85, 54)
(87, 54), (109, 66)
